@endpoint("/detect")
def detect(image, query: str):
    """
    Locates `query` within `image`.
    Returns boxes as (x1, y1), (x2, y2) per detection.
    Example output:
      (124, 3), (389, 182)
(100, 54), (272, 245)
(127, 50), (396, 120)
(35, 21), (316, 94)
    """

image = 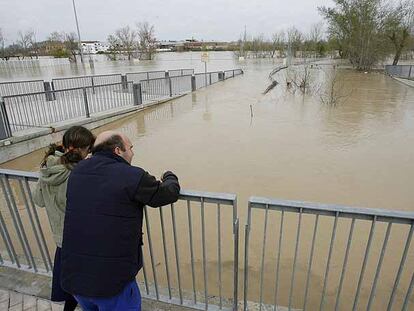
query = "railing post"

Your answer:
(209, 73), (212, 85)
(0, 97), (12, 139)
(121, 75), (128, 90)
(91, 76), (95, 94)
(191, 75), (196, 92)
(82, 88), (90, 118)
(167, 73), (173, 97)
(132, 83), (143, 106)
(43, 82), (54, 101)
(219, 71), (225, 81)
(409, 65), (412, 79)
